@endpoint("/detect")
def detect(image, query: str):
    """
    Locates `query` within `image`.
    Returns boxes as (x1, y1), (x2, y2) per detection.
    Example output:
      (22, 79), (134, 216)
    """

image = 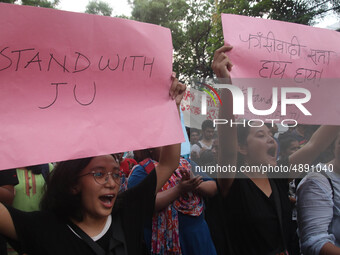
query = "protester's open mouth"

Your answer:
(99, 194), (115, 207)
(267, 147), (276, 158)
